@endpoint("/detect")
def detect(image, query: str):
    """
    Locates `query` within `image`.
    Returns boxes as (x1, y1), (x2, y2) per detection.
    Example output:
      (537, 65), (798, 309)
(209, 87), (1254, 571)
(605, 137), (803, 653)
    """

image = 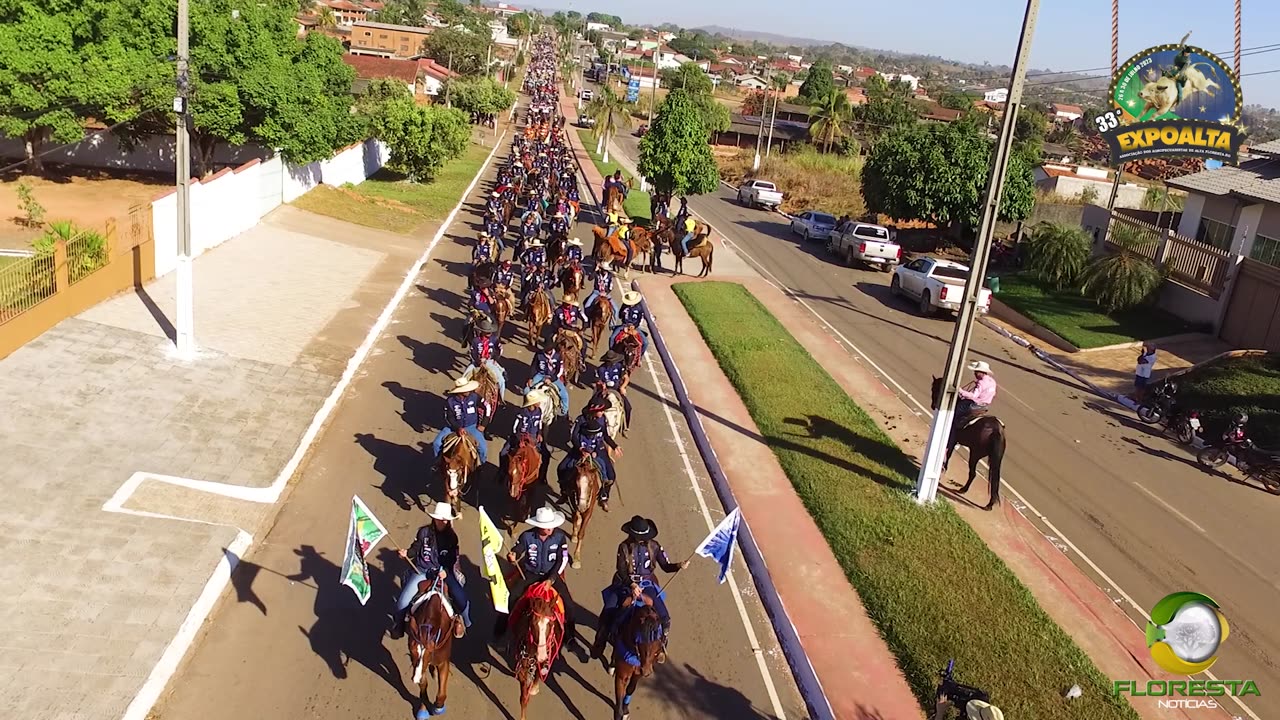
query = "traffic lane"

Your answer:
(688, 186), (1280, 715)
(153, 153), (802, 720)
